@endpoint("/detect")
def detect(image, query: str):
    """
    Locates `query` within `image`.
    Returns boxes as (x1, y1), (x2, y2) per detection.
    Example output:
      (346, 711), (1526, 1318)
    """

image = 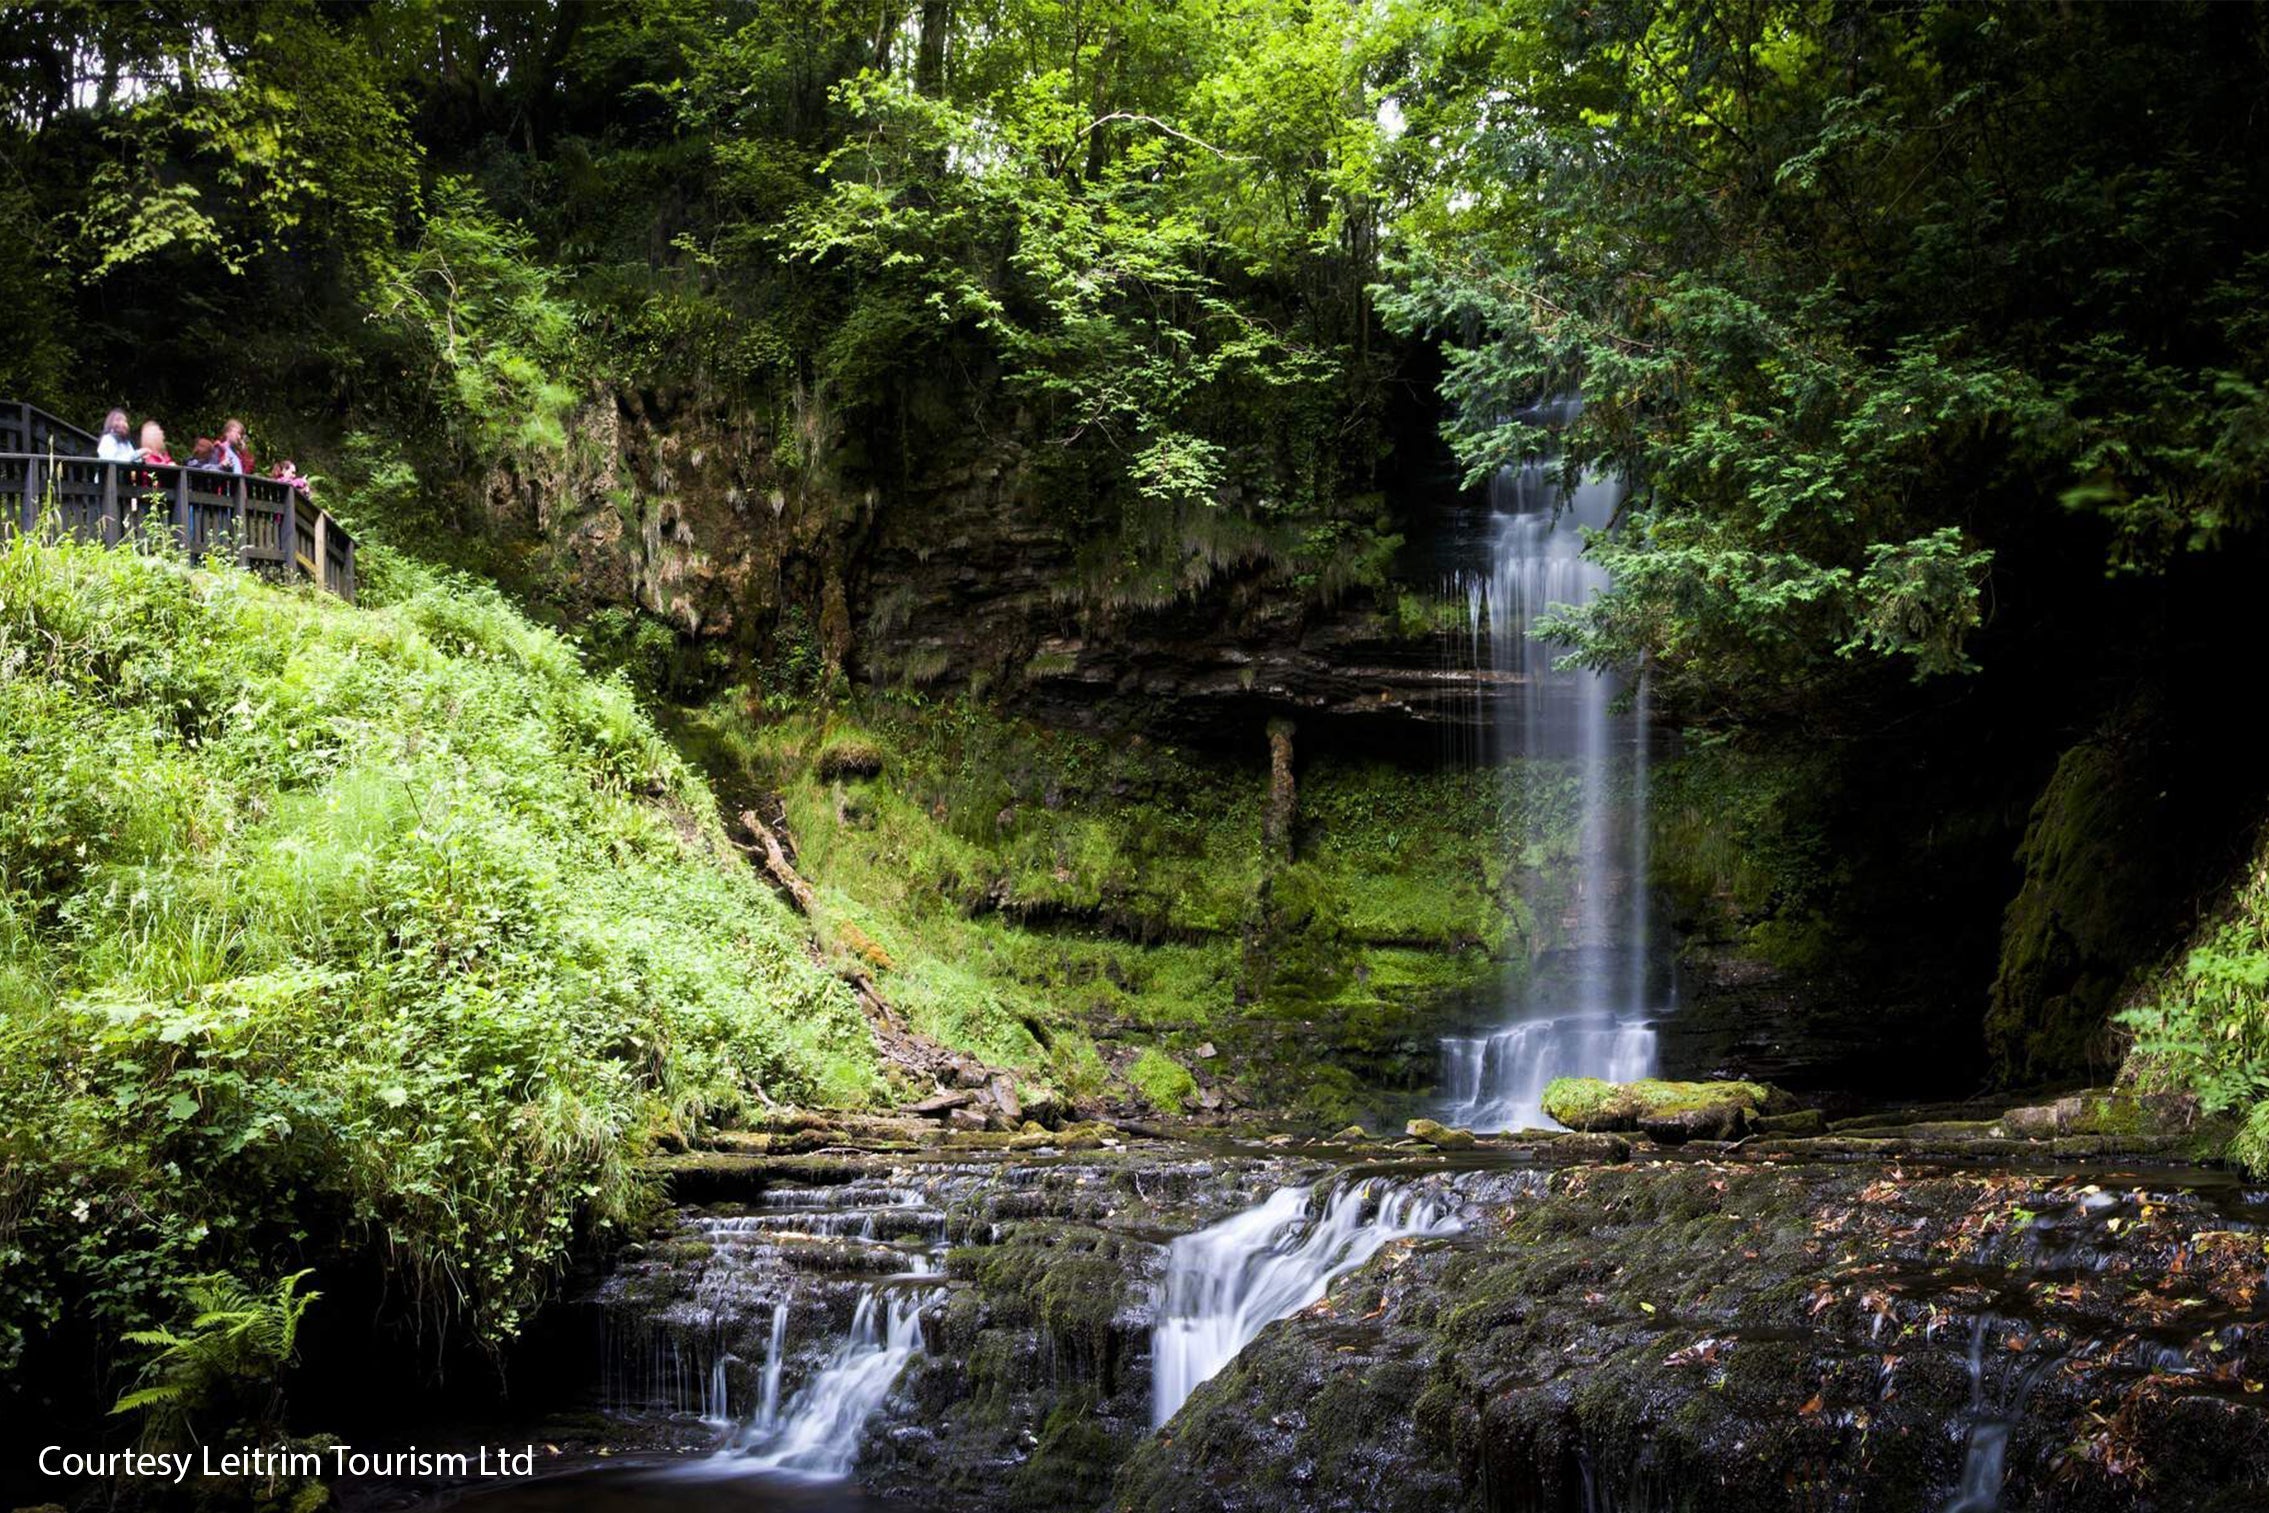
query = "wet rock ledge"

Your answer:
(1112, 1157), (2269, 1513)
(580, 1098), (2266, 1513)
